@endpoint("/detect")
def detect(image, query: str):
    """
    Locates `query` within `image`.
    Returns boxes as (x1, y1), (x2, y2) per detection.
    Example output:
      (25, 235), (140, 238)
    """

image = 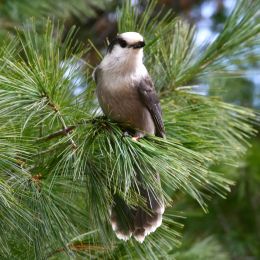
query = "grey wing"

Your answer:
(137, 77), (165, 138)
